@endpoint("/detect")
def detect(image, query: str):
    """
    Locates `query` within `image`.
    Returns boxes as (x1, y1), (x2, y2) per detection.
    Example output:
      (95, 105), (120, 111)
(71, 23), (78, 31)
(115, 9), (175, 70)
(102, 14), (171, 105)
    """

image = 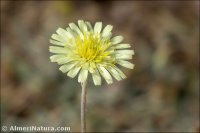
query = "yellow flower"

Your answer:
(49, 20), (134, 85)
